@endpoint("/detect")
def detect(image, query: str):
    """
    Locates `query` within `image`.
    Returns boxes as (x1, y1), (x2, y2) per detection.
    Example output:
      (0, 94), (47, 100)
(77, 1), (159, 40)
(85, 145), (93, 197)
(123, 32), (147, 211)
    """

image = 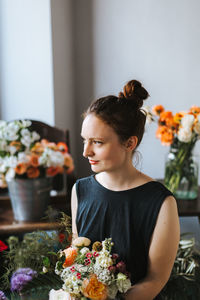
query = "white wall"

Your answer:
(91, 0), (200, 181)
(0, 0), (55, 124)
